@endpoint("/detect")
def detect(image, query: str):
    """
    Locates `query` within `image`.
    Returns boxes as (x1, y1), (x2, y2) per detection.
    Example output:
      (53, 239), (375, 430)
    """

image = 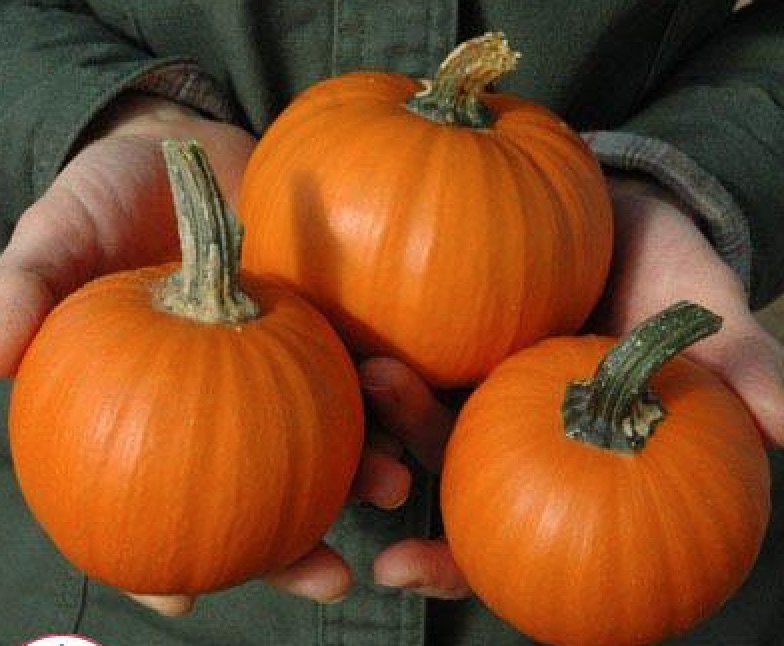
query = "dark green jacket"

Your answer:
(2, 0), (784, 306)
(1, 2), (784, 644)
